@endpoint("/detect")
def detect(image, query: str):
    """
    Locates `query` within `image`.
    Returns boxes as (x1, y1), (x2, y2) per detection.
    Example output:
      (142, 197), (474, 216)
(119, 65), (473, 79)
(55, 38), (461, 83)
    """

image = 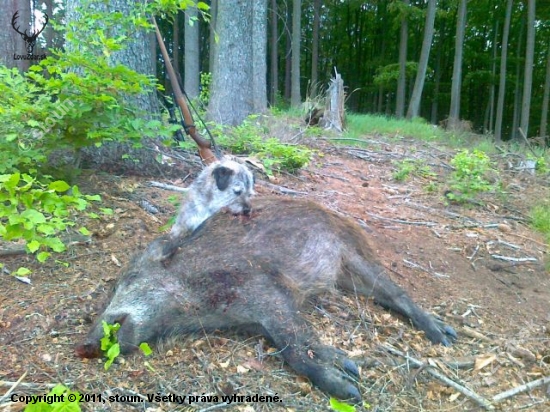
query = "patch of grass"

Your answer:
(530, 202), (550, 244)
(345, 113), (446, 142)
(393, 159), (436, 182)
